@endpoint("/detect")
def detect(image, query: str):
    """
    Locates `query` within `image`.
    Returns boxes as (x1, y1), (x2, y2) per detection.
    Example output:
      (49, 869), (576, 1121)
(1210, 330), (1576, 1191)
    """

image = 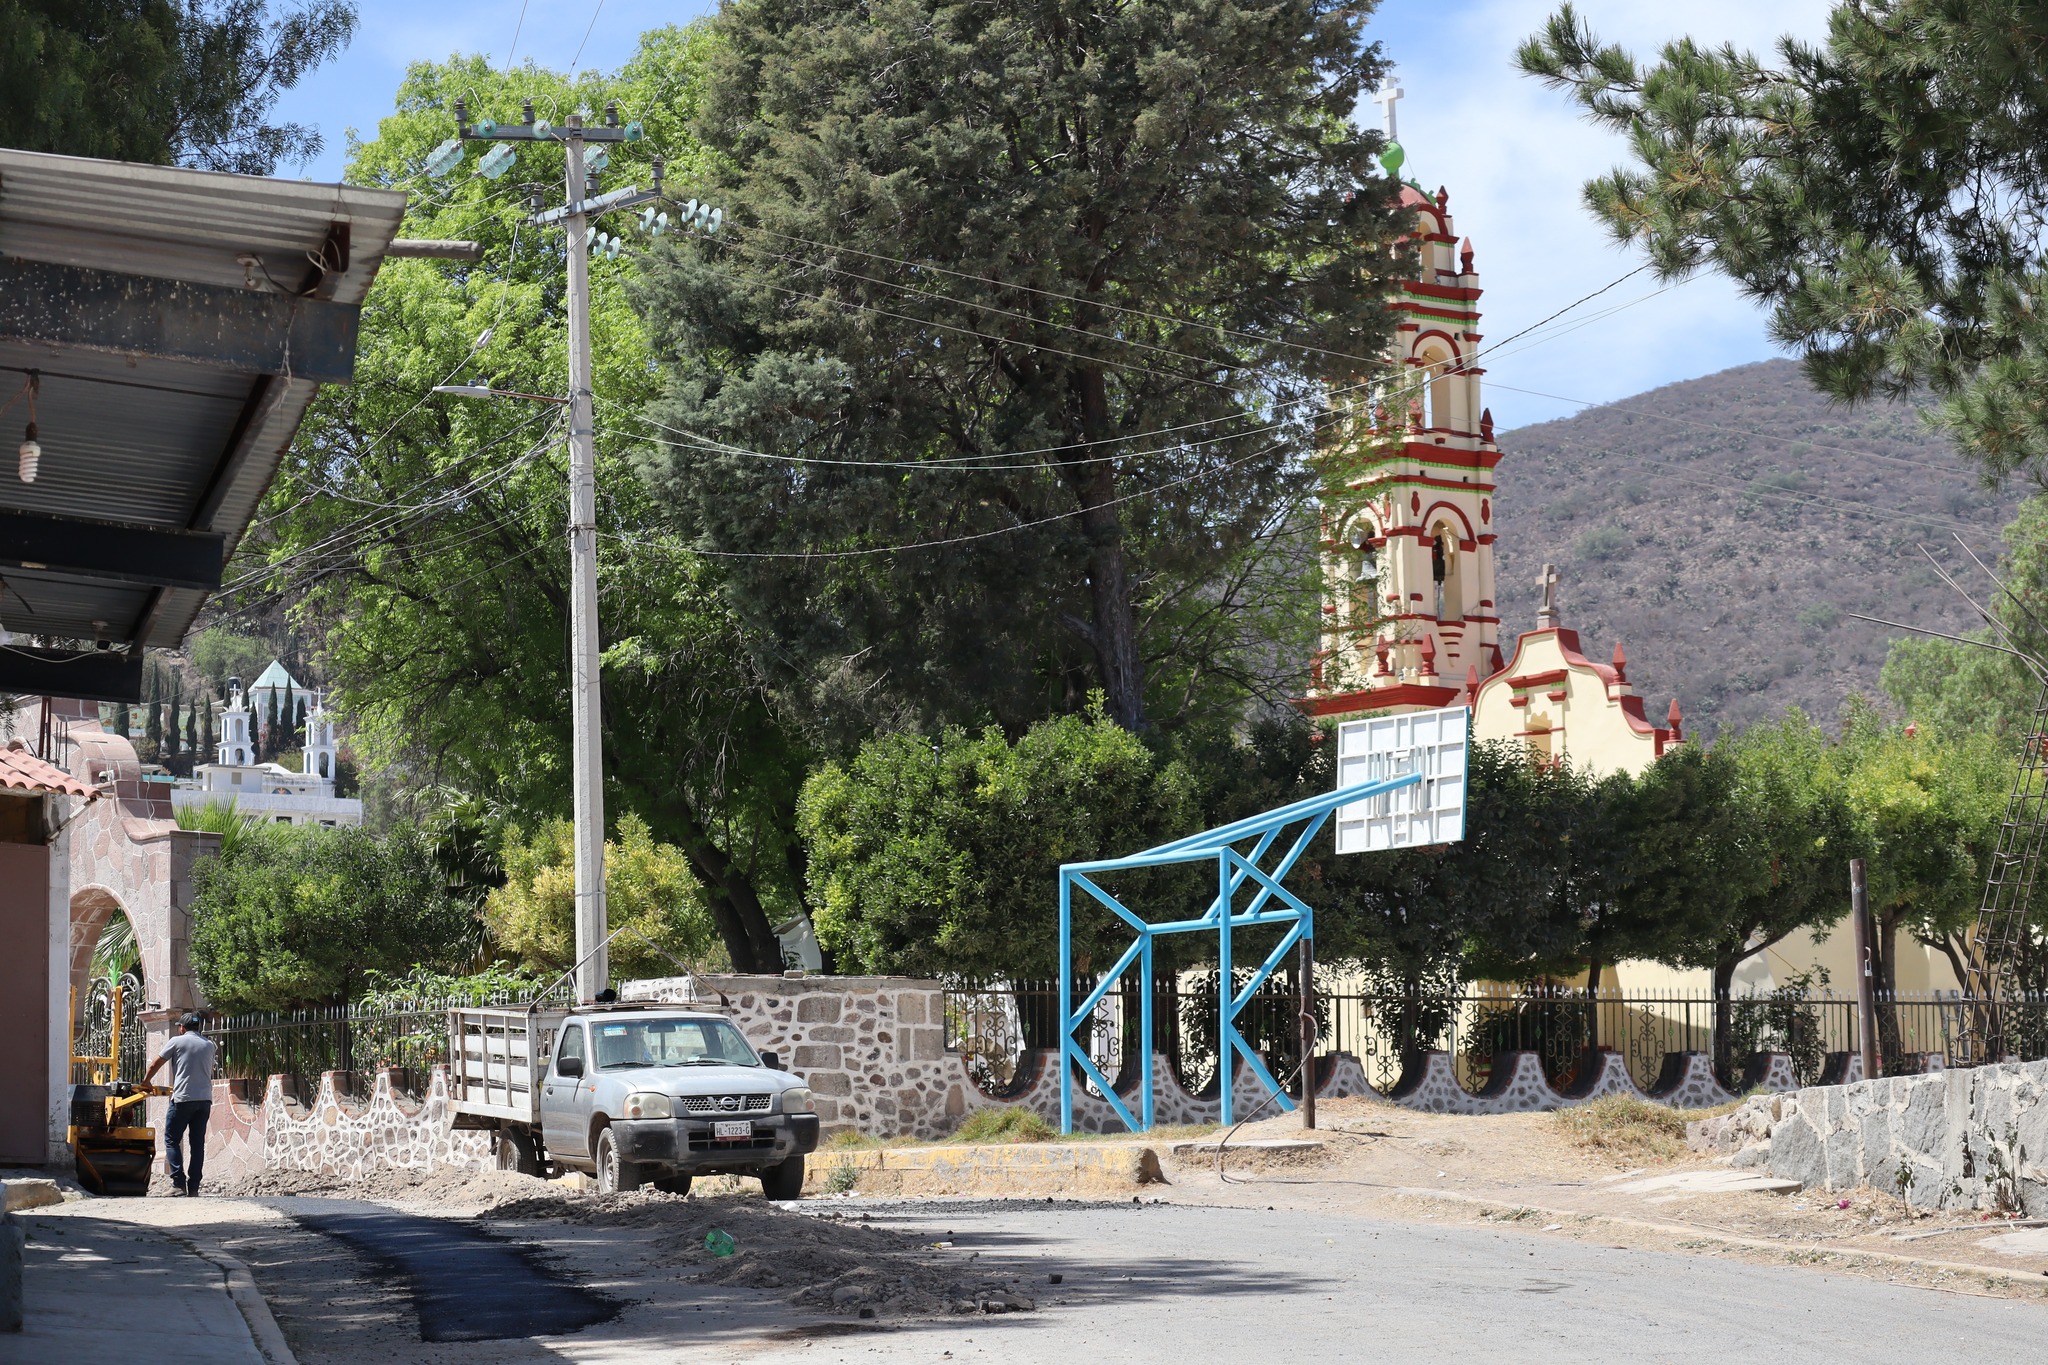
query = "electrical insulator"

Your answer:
(478, 143), (516, 180)
(424, 138), (464, 178)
